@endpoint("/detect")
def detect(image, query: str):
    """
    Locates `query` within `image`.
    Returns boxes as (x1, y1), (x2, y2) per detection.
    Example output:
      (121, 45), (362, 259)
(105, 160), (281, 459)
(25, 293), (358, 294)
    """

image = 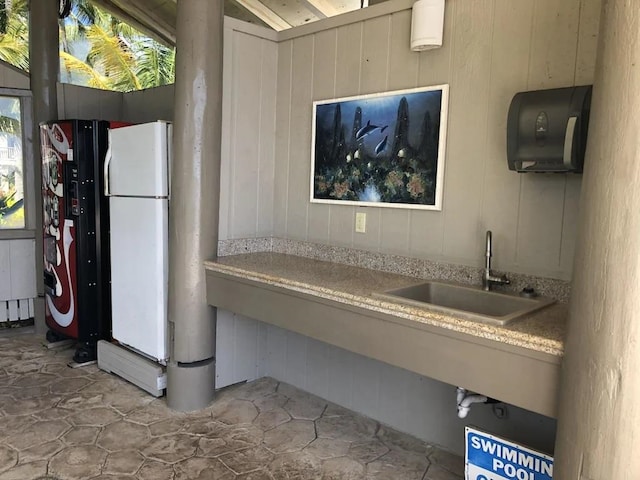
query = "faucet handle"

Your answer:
(485, 230), (492, 257)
